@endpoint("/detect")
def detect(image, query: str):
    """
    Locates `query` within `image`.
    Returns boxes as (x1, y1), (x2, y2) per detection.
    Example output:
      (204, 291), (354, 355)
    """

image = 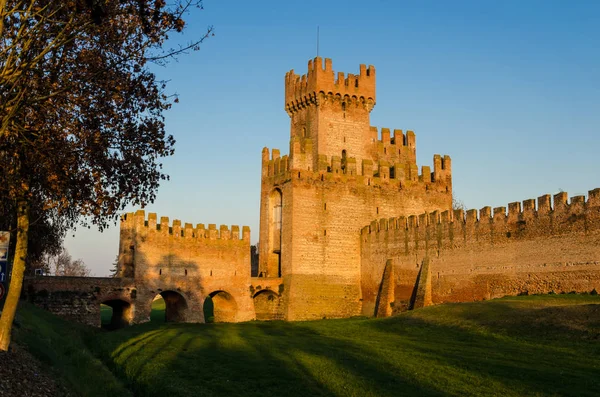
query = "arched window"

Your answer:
(272, 189), (282, 233)
(269, 189), (283, 277)
(341, 150), (347, 173)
